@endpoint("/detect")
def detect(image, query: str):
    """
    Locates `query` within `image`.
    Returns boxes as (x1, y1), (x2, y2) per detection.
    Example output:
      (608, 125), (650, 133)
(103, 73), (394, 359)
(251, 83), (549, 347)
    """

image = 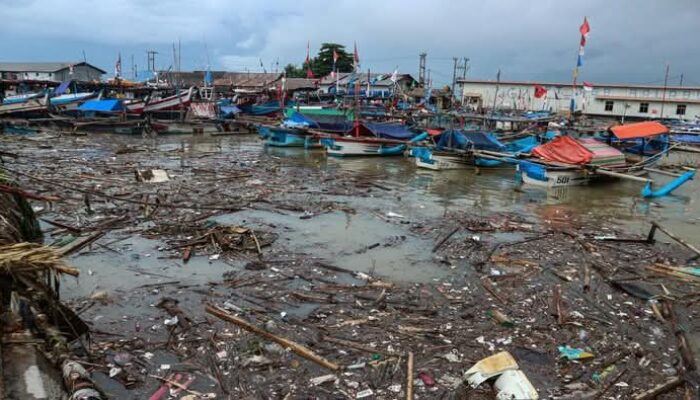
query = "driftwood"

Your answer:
(648, 221), (700, 259)
(632, 377), (684, 400)
(406, 352), (414, 400)
(432, 226), (459, 253)
(206, 304), (339, 371)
